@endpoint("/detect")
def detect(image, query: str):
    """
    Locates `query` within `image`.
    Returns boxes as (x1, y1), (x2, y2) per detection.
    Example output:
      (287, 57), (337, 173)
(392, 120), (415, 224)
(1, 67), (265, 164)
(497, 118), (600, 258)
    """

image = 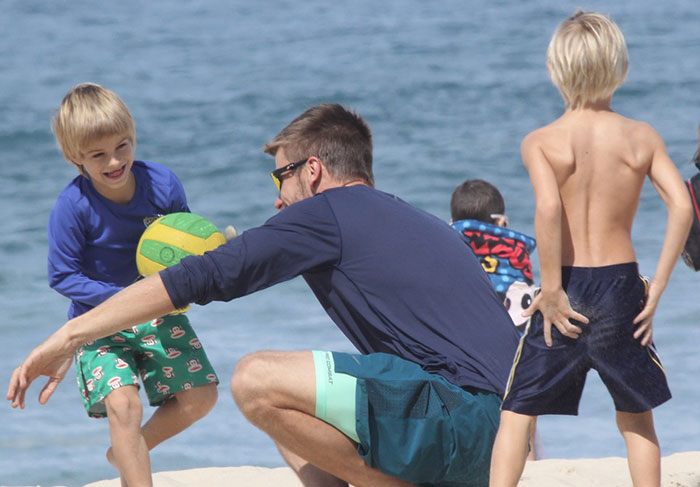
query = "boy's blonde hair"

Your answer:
(52, 83), (136, 164)
(547, 11), (629, 109)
